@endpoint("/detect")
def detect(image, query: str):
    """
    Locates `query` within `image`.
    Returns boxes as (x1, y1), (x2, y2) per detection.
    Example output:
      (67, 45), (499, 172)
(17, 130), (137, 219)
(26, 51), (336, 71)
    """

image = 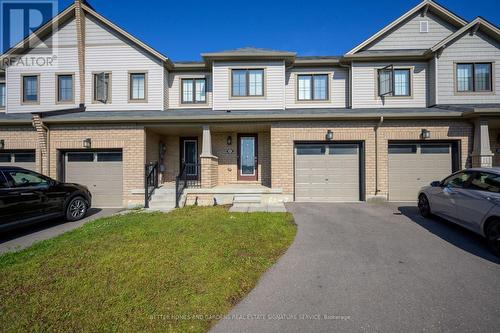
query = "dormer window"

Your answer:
(231, 69), (264, 97)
